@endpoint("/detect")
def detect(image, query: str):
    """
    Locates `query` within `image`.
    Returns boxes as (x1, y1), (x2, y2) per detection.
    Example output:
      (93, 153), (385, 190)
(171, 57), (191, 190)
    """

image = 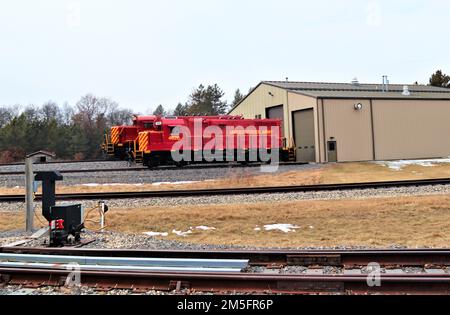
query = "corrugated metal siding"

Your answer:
(372, 100), (450, 160)
(323, 99), (374, 162)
